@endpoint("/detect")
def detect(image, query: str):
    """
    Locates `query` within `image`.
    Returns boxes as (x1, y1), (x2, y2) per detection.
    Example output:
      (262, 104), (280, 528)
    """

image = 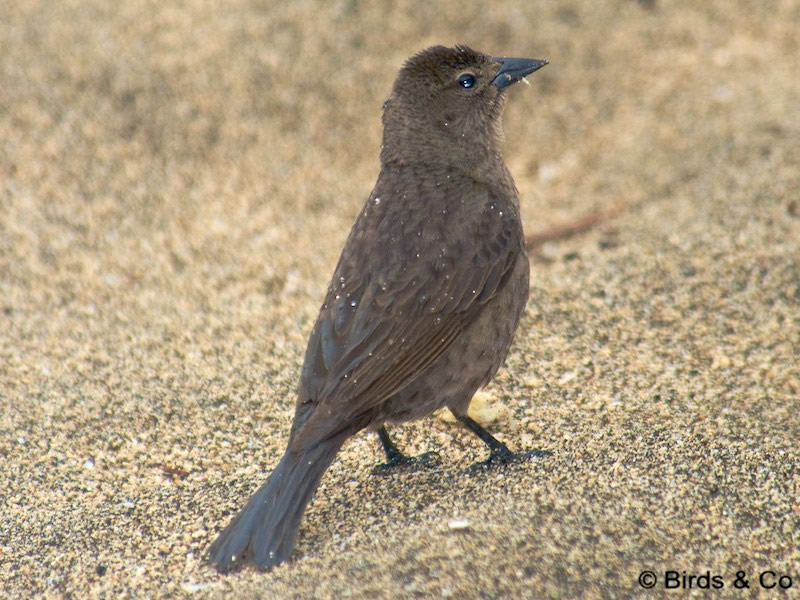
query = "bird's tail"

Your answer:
(208, 436), (345, 571)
